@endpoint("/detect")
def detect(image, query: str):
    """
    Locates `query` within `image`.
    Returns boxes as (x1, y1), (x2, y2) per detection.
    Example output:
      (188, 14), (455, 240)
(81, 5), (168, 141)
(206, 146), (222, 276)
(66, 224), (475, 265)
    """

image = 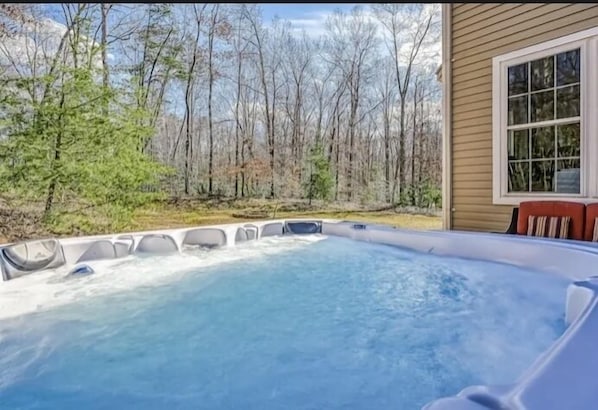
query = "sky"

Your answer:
(35, 3), (371, 43)
(261, 3), (362, 37)
(40, 3), (362, 28)
(260, 3), (441, 66)
(260, 3), (359, 21)
(22, 3), (441, 70)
